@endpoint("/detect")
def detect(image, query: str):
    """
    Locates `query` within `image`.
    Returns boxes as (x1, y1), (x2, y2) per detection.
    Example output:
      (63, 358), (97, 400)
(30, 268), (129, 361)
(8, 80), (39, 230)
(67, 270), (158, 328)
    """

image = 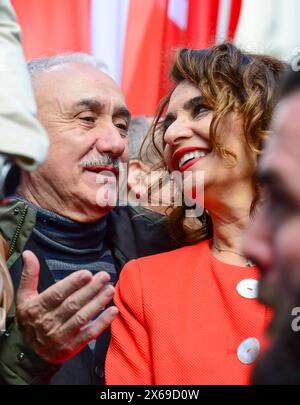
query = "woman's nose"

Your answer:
(164, 120), (194, 147)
